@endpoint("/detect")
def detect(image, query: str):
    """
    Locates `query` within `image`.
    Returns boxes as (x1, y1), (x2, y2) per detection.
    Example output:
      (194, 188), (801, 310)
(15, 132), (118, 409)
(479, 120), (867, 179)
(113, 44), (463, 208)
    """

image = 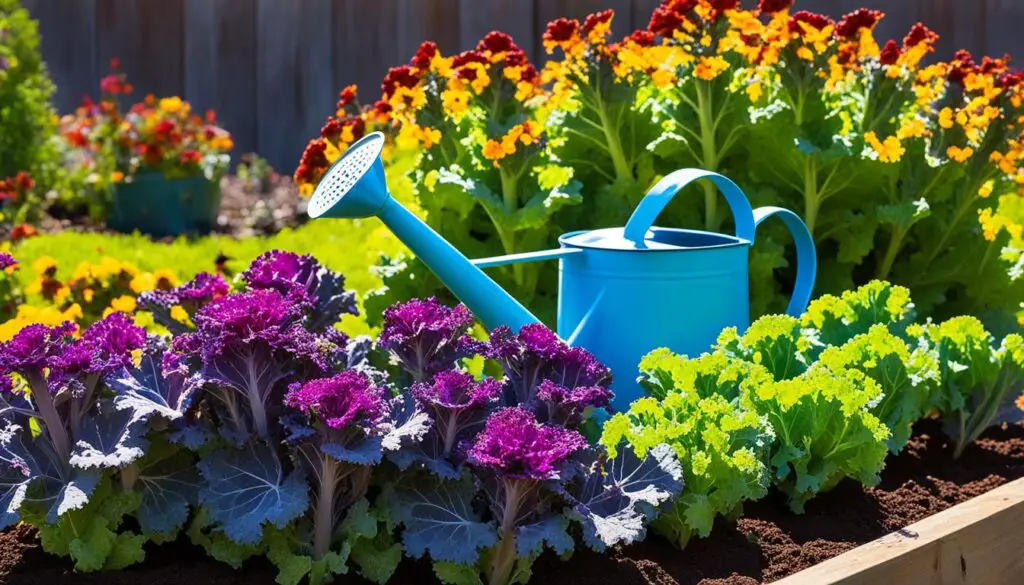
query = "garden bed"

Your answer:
(2, 418), (1021, 585)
